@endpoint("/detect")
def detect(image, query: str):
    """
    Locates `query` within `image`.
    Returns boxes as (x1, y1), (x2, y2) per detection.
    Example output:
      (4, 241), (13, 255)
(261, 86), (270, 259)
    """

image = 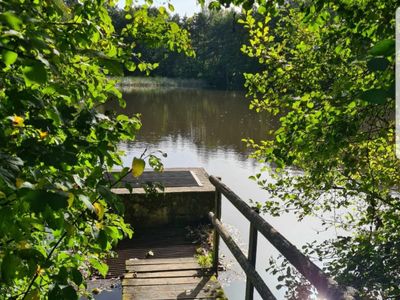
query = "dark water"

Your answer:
(102, 88), (333, 300)
(109, 88), (273, 160)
